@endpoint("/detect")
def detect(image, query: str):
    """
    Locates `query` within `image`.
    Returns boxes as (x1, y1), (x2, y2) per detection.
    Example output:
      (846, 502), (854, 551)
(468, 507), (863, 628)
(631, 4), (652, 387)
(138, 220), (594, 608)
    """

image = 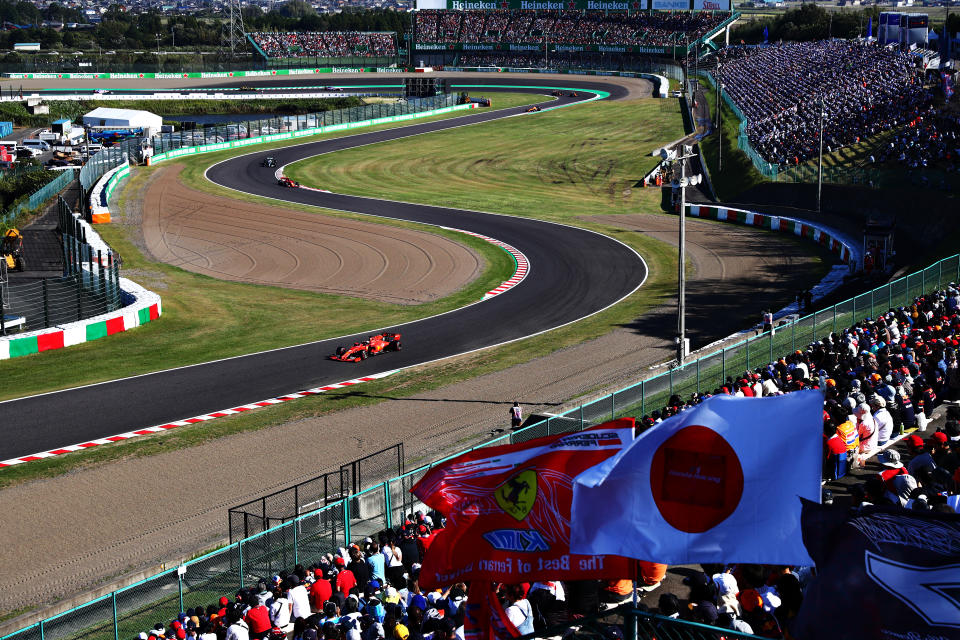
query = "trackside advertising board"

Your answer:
(445, 0), (730, 9)
(3, 67), (407, 79)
